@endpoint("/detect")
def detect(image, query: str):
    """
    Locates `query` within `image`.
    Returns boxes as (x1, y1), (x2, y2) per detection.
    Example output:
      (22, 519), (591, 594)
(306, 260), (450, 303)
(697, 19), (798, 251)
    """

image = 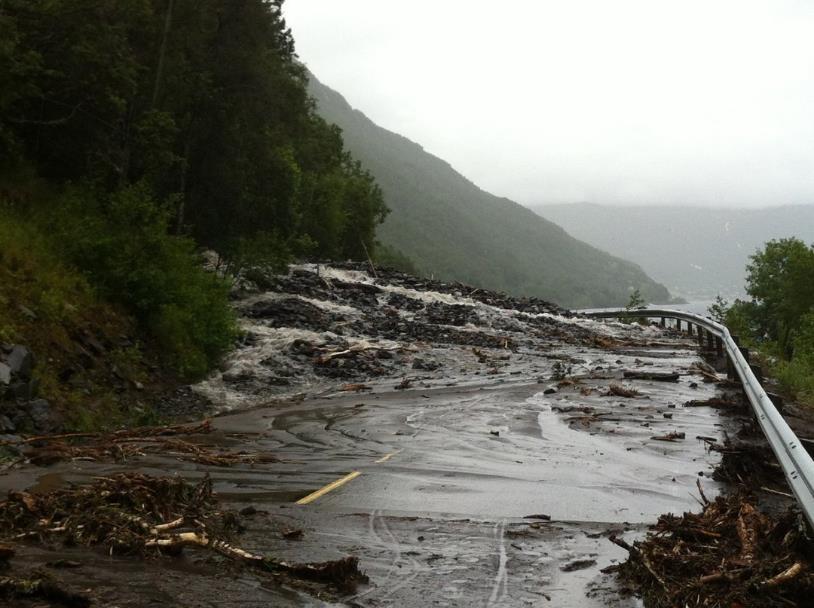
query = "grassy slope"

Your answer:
(308, 74), (671, 309)
(0, 211), (159, 430)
